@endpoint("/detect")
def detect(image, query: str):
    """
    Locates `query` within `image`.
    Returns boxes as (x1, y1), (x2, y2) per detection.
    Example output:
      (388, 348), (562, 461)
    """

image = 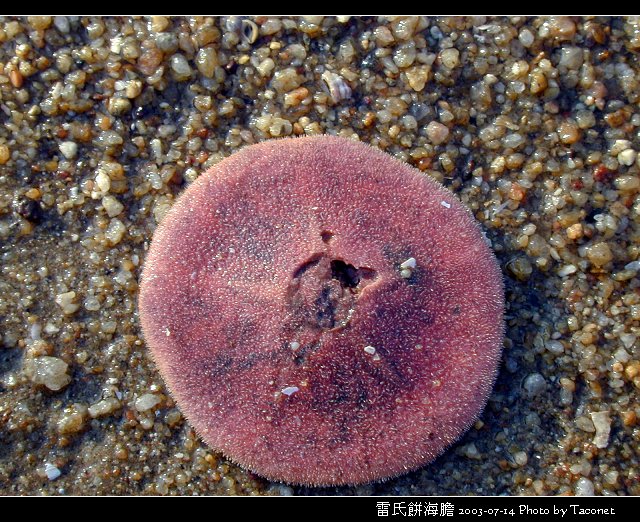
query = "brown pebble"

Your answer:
(622, 410), (637, 427)
(10, 69), (23, 88)
(566, 223), (583, 240)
